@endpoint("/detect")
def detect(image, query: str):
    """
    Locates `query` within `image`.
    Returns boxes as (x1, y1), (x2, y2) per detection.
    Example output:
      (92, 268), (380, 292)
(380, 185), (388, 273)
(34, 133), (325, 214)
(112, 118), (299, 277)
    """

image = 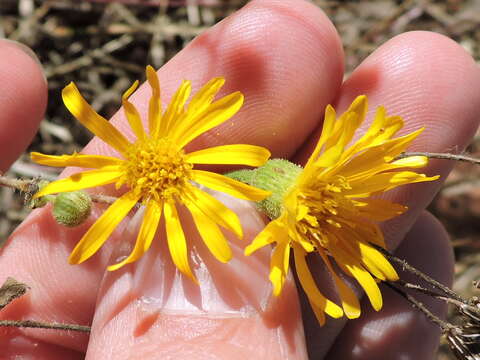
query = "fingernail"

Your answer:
(1, 39), (47, 83)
